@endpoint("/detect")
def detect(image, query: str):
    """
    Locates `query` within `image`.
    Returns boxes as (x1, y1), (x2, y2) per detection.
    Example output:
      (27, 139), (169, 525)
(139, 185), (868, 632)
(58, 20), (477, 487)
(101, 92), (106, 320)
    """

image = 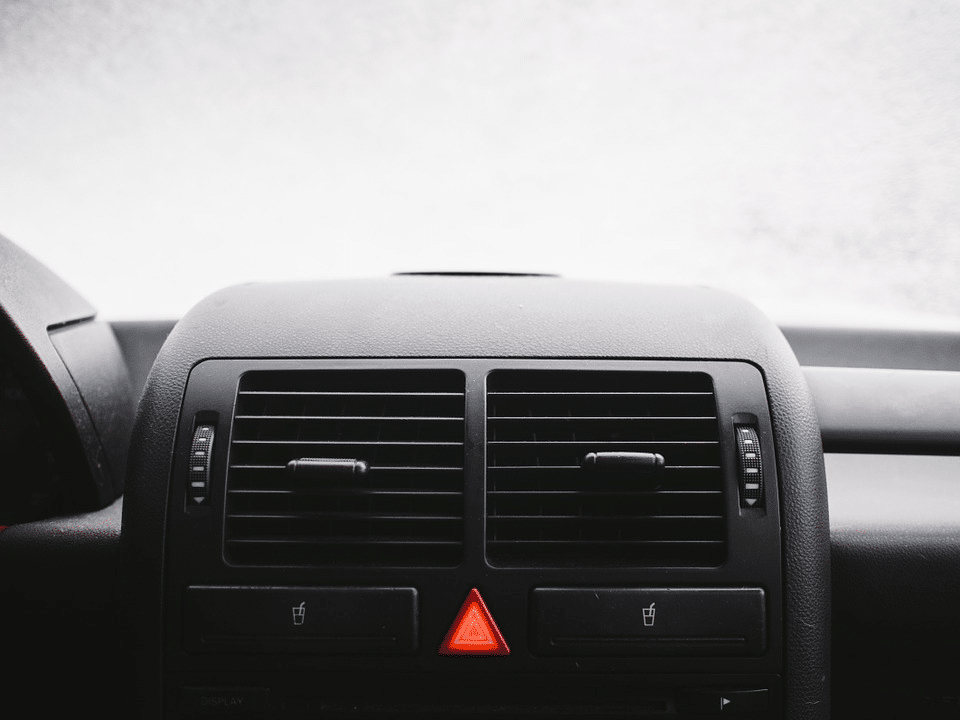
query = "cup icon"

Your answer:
(292, 602), (306, 626)
(643, 602), (656, 627)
